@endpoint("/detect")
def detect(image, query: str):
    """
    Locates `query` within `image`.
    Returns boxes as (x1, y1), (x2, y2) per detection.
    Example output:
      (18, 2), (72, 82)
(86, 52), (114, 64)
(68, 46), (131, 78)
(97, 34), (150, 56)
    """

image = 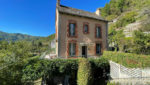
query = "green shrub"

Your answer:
(22, 59), (78, 81)
(22, 58), (110, 84)
(115, 11), (138, 28)
(89, 58), (110, 85)
(106, 15), (118, 21)
(103, 51), (150, 68)
(77, 58), (92, 85)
